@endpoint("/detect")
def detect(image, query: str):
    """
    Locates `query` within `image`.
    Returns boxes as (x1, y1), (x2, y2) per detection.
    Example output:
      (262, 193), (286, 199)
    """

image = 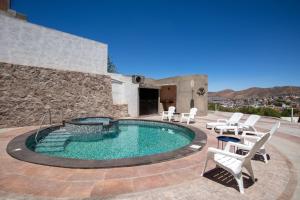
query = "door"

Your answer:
(139, 88), (159, 115)
(160, 85), (177, 111)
